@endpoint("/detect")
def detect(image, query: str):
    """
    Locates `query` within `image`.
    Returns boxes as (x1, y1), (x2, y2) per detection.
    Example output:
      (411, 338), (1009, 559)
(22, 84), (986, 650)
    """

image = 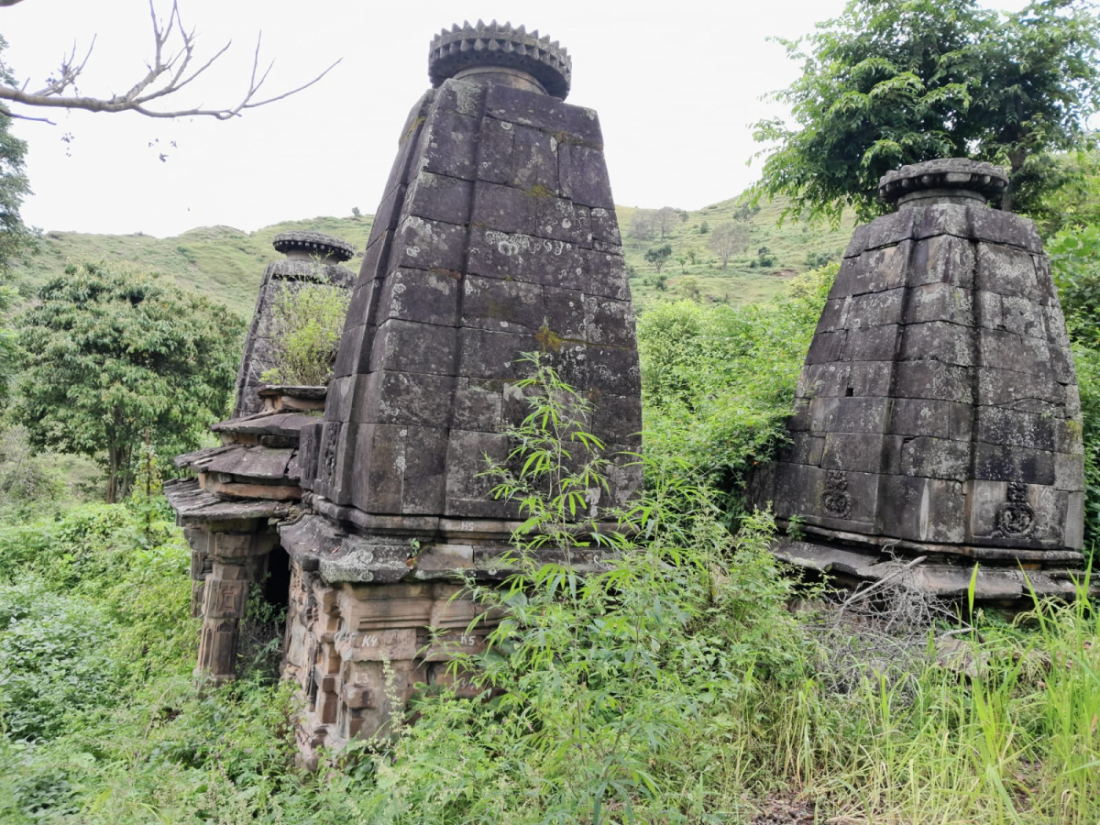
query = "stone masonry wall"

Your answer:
(298, 77), (642, 524)
(755, 183), (1085, 558)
